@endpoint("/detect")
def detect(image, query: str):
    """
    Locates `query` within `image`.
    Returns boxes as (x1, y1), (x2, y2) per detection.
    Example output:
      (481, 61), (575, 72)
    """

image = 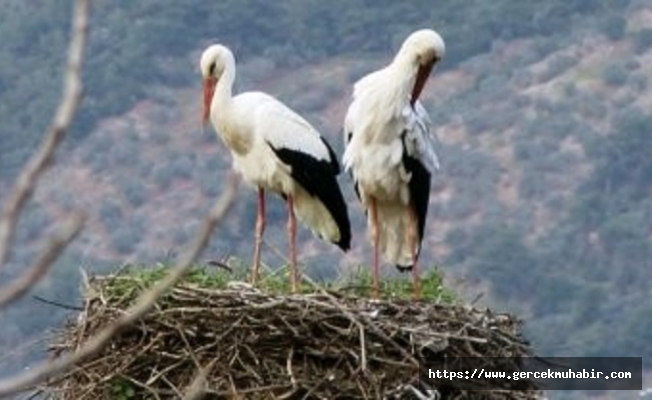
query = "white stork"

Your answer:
(342, 29), (445, 299)
(200, 44), (351, 292)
